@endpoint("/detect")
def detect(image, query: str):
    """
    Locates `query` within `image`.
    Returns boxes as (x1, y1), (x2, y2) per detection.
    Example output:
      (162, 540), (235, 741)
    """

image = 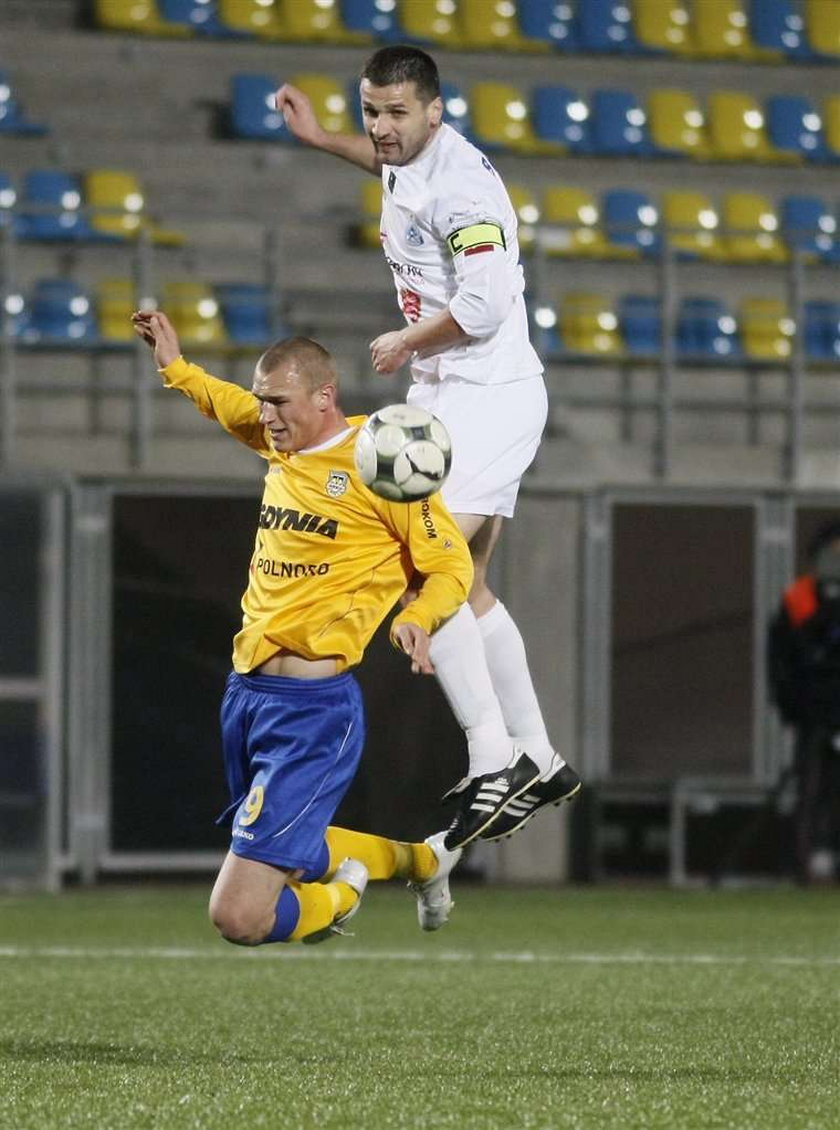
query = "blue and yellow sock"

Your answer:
(263, 878), (359, 944)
